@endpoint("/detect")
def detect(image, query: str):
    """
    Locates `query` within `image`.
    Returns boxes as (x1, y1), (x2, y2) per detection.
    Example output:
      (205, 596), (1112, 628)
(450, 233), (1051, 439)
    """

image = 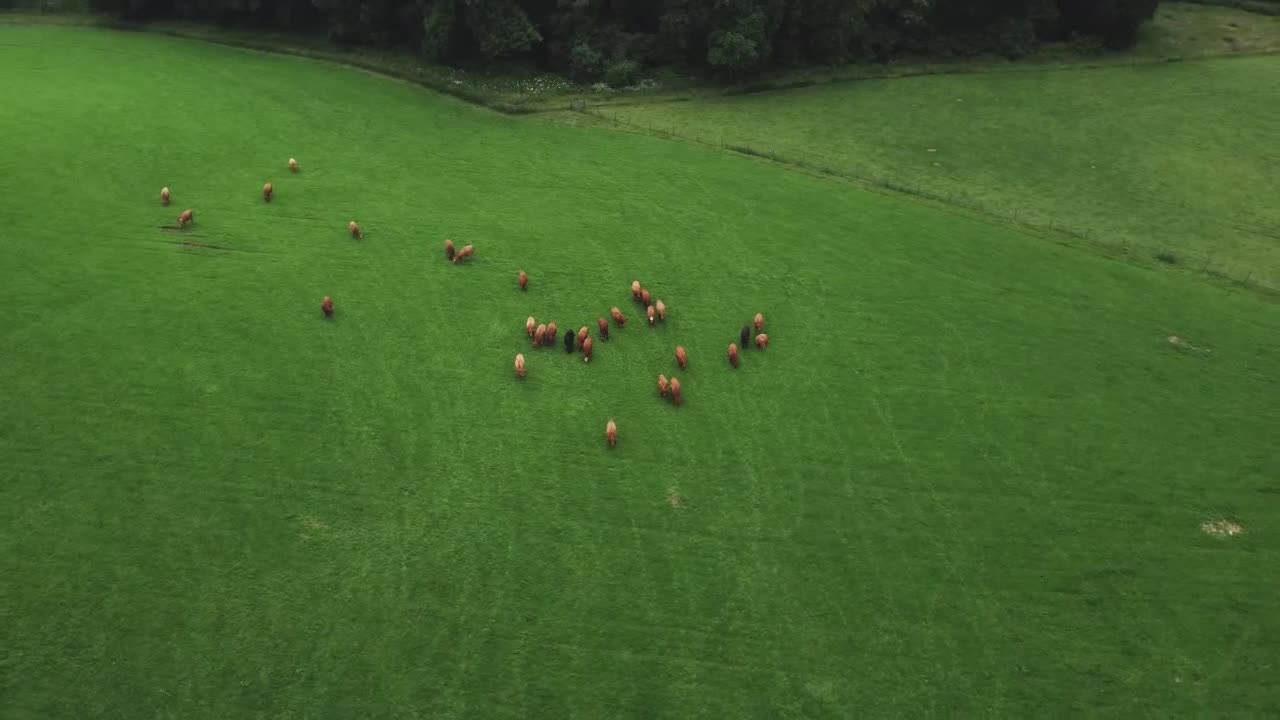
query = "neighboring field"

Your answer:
(580, 11), (1280, 289)
(2, 24), (1278, 719)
